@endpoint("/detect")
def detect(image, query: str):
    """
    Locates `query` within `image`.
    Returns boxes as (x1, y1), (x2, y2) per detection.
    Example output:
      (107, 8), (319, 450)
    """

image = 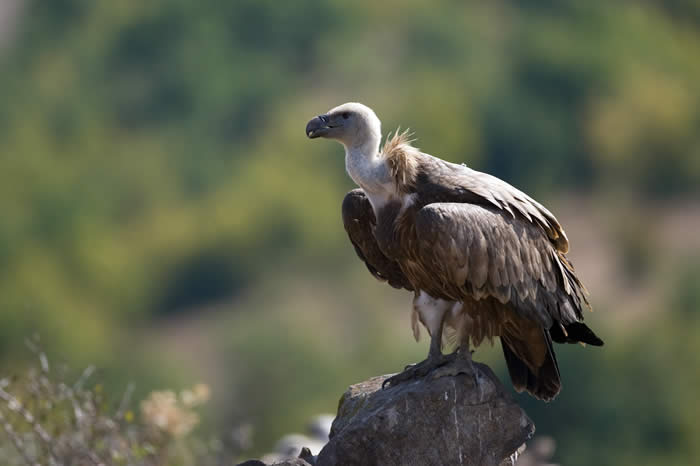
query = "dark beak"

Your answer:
(306, 114), (330, 139)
